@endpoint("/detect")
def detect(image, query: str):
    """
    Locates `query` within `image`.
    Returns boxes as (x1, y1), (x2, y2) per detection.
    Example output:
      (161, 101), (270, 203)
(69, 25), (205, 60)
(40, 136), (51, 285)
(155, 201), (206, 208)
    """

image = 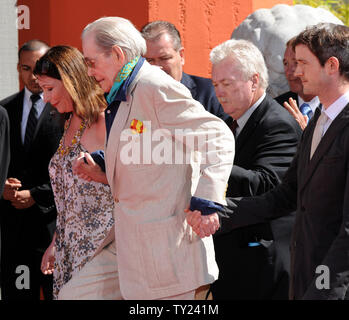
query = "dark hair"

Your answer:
(141, 20), (182, 51)
(34, 45), (107, 125)
(18, 39), (50, 60)
(293, 23), (349, 81)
